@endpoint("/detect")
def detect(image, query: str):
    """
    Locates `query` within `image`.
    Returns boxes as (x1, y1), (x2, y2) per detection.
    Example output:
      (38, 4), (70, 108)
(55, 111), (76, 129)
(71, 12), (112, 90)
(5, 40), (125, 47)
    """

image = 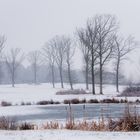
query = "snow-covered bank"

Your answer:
(0, 83), (137, 104)
(0, 130), (140, 140)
